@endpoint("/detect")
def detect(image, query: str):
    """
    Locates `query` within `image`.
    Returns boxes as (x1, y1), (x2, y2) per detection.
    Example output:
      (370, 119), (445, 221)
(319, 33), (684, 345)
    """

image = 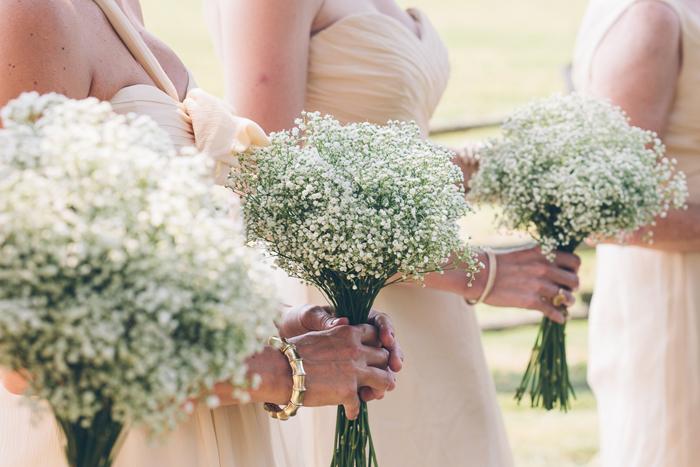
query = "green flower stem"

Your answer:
(56, 406), (124, 467)
(315, 271), (385, 467)
(515, 242), (578, 411)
